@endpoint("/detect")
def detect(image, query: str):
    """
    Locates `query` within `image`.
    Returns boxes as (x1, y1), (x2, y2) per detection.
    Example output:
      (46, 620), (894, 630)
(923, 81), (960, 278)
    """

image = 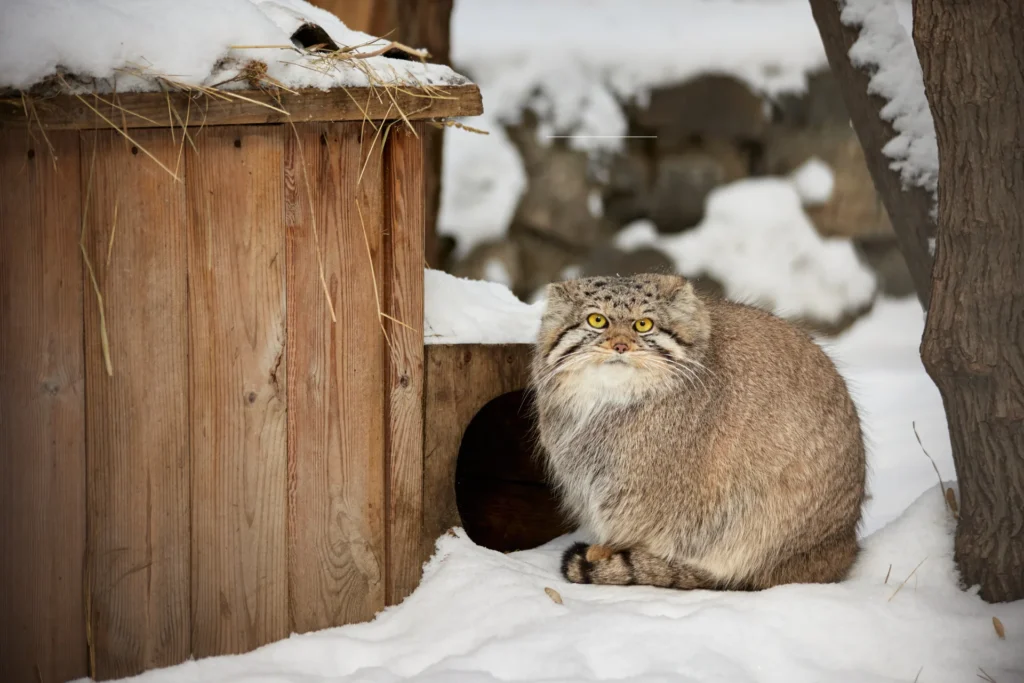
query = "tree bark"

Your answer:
(808, 0), (935, 305)
(371, 0), (455, 268)
(913, 0), (1024, 603)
